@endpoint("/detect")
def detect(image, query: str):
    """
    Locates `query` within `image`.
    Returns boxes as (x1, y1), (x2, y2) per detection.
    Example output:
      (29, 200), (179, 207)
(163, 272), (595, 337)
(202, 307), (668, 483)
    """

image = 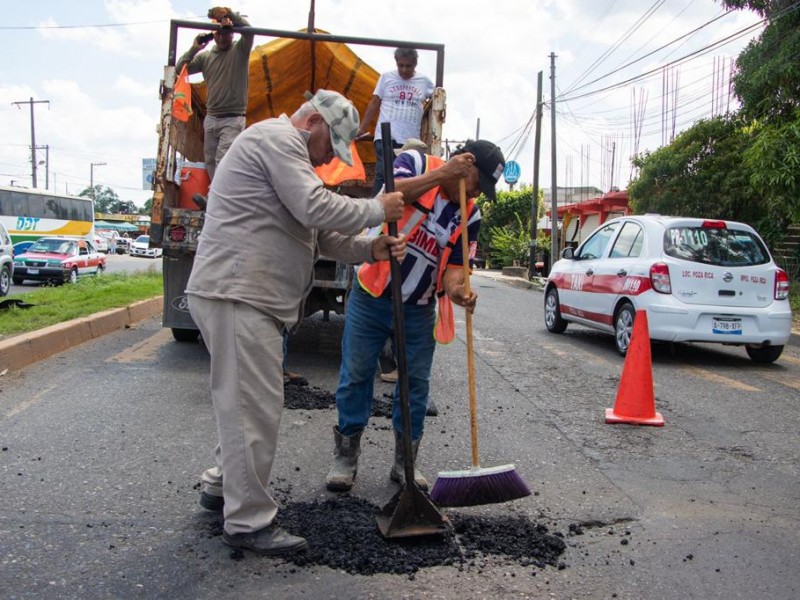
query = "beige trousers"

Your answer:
(188, 296), (284, 535)
(203, 115), (246, 180)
